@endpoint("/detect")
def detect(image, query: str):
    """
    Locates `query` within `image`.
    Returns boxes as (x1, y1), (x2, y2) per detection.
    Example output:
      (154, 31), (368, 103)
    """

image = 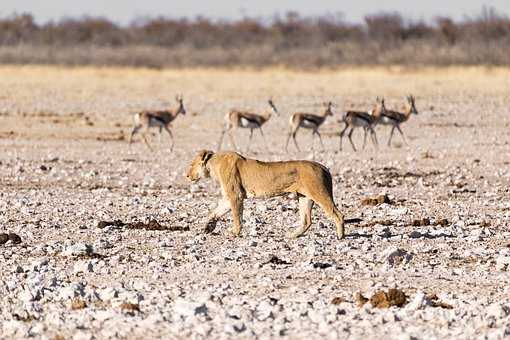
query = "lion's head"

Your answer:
(186, 150), (214, 182)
